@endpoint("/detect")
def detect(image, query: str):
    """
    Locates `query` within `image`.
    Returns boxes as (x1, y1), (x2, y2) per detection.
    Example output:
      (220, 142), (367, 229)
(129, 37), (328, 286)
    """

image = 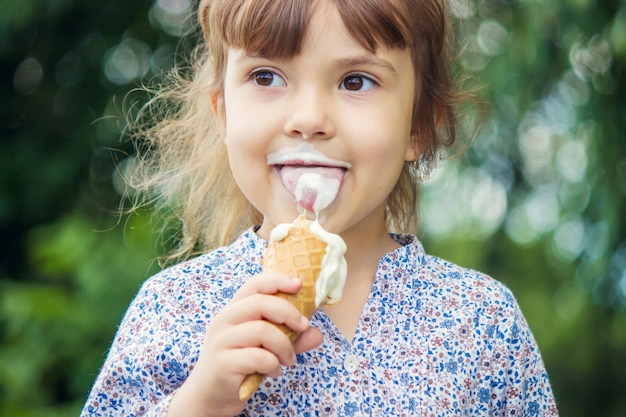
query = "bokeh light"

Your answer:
(13, 56), (43, 94)
(149, 0), (194, 37)
(103, 38), (152, 85)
